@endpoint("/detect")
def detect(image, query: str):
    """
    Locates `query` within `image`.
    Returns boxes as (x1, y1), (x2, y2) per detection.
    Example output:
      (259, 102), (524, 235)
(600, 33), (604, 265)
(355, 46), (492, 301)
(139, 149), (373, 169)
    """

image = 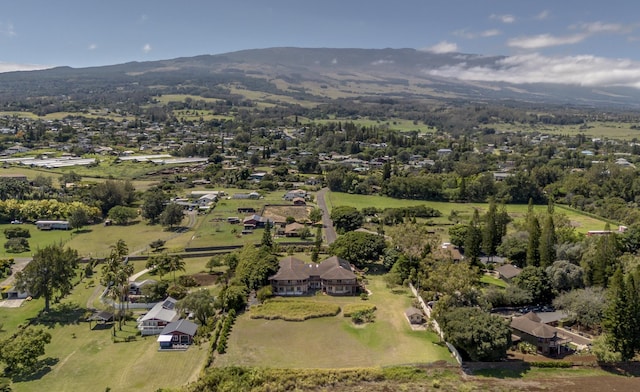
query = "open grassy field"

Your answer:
(484, 121), (640, 141)
(0, 224), (73, 258)
(214, 275), (452, 368)
(8, 312), (207, 392)
(65, 219), (190, 258)
(0, 111), (135, 122)
(326, 192), (611, 234)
